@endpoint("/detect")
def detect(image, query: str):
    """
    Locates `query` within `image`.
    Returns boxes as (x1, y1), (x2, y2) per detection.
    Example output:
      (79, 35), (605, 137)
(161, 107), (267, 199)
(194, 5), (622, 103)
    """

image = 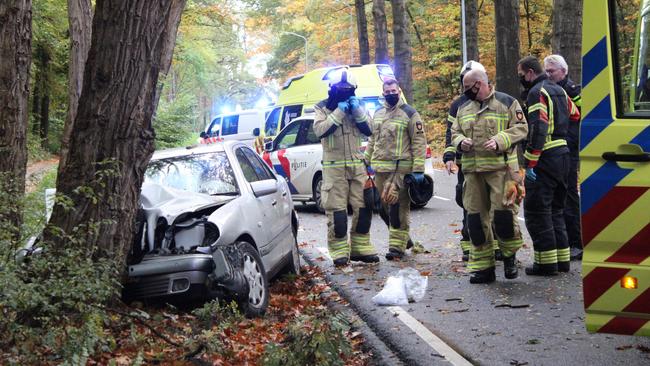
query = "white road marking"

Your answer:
(434, 195), (451, 201)
(387, 306), (473, 366)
